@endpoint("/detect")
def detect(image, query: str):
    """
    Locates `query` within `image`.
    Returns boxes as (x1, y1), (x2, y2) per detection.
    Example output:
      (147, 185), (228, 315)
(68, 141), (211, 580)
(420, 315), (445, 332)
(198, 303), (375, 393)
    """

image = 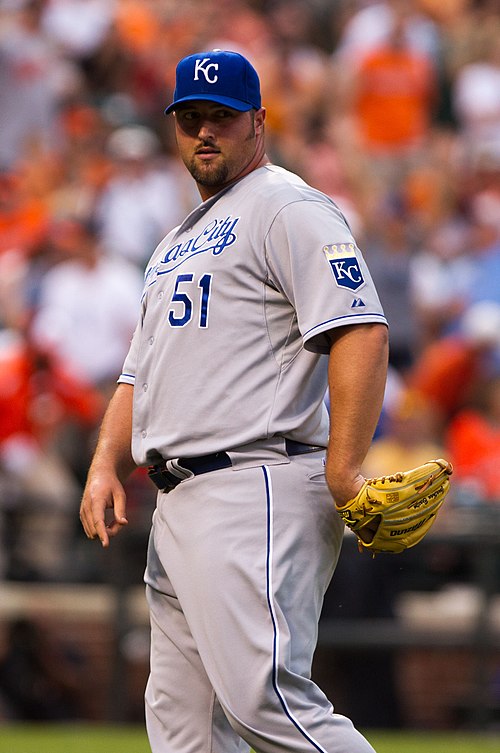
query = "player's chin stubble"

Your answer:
(188, 158), (229, 187)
